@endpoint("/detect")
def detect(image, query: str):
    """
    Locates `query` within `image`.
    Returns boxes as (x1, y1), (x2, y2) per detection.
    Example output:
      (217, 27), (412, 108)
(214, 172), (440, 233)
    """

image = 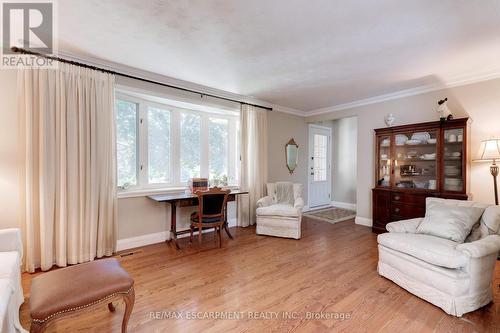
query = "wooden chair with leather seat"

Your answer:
(190, 187), (230, 248)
